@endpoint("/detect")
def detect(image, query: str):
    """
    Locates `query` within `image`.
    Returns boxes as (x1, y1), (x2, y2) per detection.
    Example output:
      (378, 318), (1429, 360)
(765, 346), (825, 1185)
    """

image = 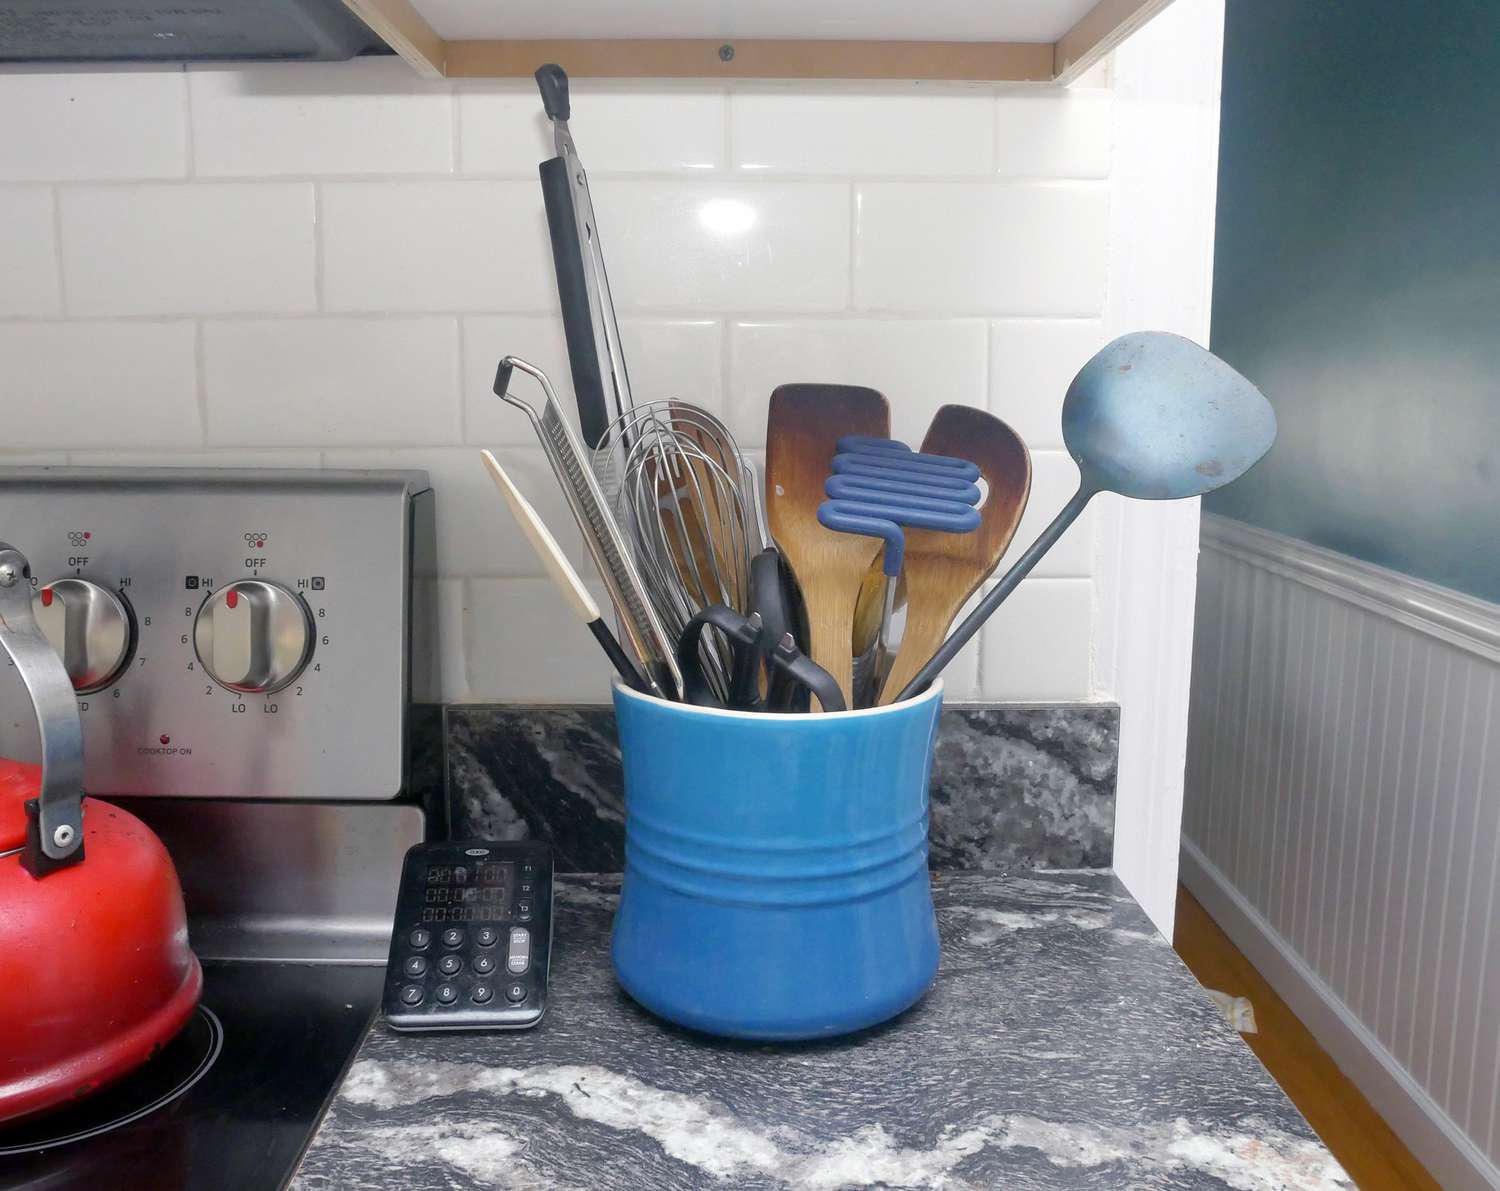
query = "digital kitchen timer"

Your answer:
(382, 841), (553, 1031)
